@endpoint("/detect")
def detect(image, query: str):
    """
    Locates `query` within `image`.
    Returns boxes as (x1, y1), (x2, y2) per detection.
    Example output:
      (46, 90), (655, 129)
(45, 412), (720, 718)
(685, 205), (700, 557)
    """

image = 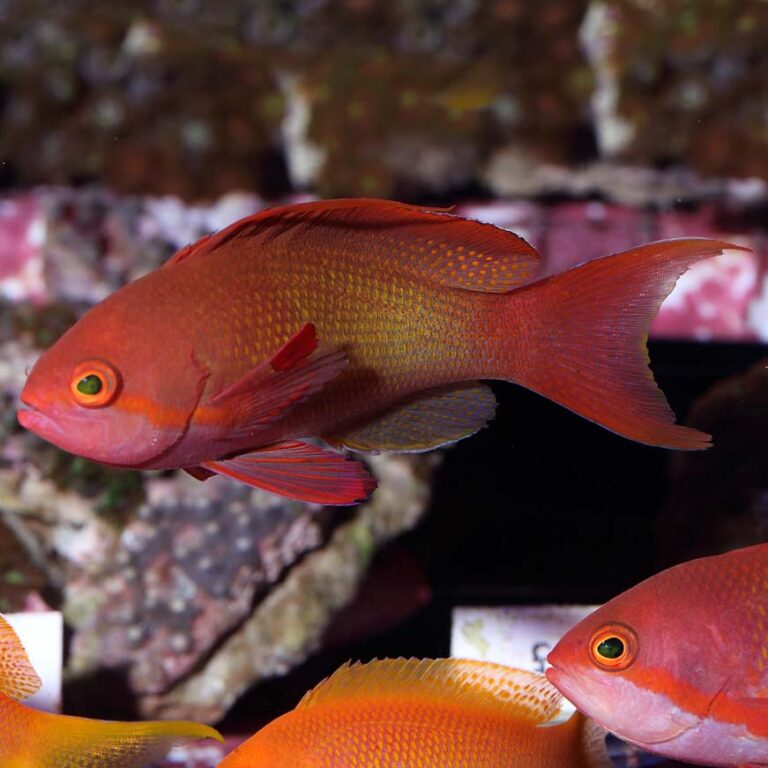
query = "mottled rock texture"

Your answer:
(0, 1), (589, 199)
(1, 2), (765, 199)
(607, 0), (768, 180)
